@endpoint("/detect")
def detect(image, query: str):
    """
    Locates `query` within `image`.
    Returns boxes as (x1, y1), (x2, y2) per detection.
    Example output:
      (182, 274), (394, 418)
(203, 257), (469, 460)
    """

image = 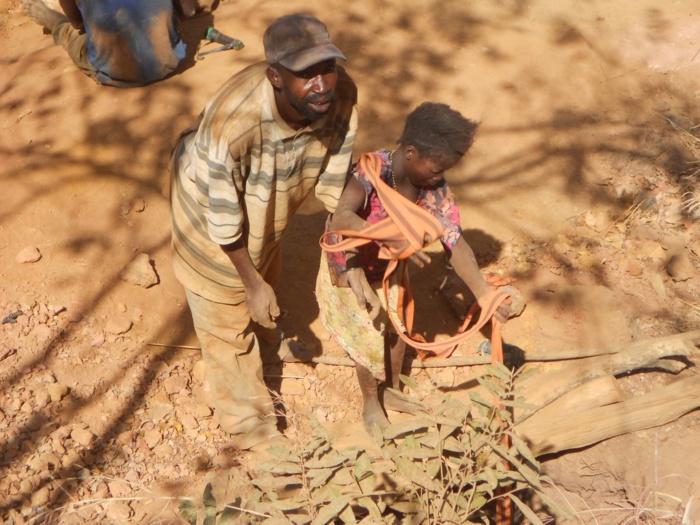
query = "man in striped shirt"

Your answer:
(170, 13), (358, 450)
